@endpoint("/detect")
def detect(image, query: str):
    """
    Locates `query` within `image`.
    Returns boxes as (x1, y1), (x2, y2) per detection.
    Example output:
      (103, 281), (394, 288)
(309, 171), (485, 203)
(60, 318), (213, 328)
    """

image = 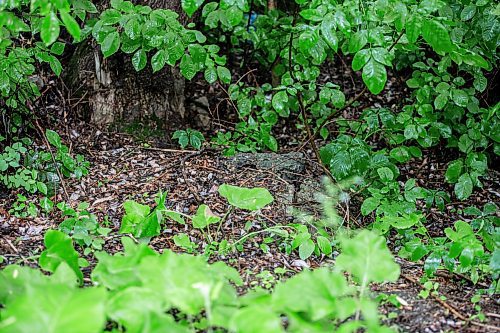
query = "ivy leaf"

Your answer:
(454, 173), (473, 200)
(336, 230), (400, 284)
(101, 31), (120, 58)
(41, 12), (60, 46)
(422, 20), (453, 53)
(362, 59), (387, 95)
(132, 49), (147, 71)
(182, 0), (204, 17)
